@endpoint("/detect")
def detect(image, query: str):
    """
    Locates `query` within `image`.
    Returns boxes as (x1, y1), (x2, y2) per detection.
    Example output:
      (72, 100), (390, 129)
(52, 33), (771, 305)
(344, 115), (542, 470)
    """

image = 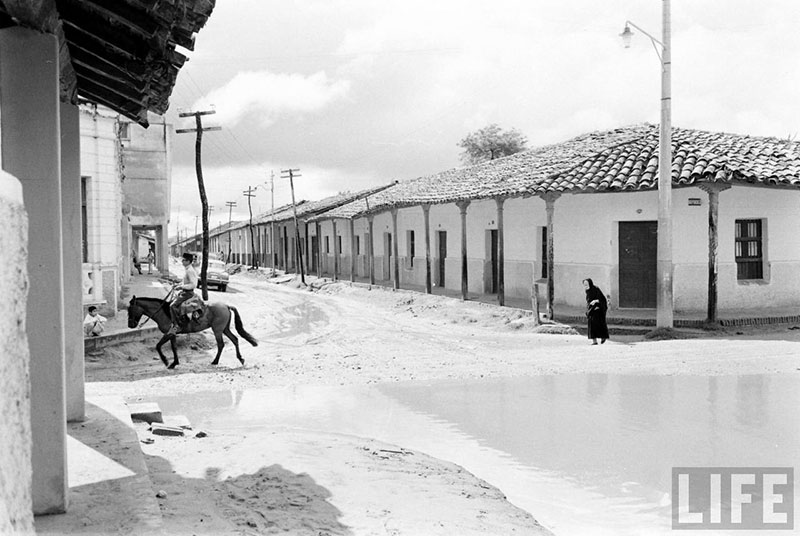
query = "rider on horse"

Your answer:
(168, 252), (198, 334)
